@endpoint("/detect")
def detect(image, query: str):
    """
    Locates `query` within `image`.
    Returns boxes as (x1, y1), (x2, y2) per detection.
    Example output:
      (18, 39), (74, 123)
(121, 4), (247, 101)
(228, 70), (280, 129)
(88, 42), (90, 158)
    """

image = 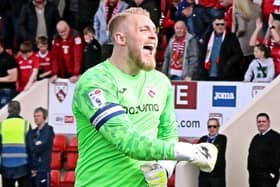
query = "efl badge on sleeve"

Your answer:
(88, 89), (106, 108)
(55, 82), (68, 102)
